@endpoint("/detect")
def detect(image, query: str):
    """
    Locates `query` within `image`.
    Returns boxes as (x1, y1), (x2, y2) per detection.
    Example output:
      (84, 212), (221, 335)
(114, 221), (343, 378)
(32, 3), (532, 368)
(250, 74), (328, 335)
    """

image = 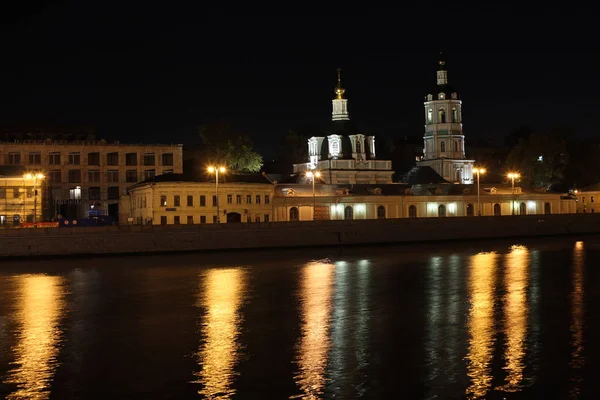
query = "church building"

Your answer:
(293, 70), (394, 184)
(416, 57), (474, 183)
